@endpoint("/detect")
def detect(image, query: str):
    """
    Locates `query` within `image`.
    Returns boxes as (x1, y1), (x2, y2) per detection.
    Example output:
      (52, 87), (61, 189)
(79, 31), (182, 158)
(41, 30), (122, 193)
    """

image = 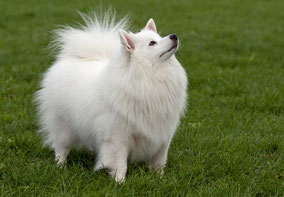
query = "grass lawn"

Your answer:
(0, 0), (284, 196)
